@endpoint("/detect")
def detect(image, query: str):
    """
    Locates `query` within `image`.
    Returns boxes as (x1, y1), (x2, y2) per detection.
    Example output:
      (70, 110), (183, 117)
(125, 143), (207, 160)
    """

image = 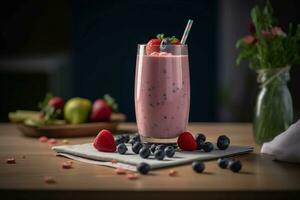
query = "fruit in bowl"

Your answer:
(64, 97), (92, 124)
